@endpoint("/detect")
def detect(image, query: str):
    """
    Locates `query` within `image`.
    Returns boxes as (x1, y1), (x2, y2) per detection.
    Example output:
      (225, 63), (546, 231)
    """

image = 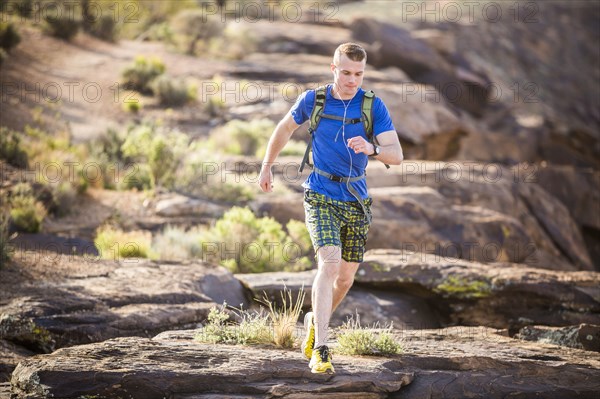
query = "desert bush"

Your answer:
(122, 99), (142, 113)
(94, 225), (153, 259)
(210, 119), (274, 157)
(0, 128), (28, 168)
(285, 219), (312, 255)
(0, 22), (21, 52)
(335, 315), (402, 356)
(198, 207), (311, 273)
(151, 74), (195, 107)
(87, 14), (119, 42)
(0, 210), (14, 267)
(43, 11), (80, 41)
(118, 162), (154, 191)
(195, 304), (273, 346)
(170, 10), (224, 55)
(9, 186), (47, 233)
(152, 225), (203, 261)
(120, 123), (189, 188)
(122, 55), (166, 94)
